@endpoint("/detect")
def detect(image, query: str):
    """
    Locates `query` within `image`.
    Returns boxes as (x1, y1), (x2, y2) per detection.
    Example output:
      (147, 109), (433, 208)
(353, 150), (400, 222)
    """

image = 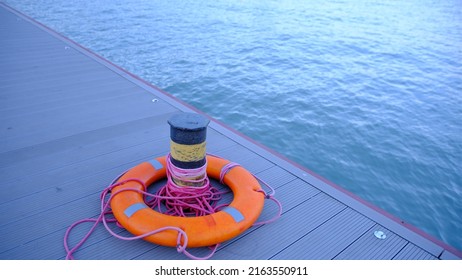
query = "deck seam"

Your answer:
(0, 134), (169, 178)
(0, 113), (174, 158)
(130, 245), (162, 260)
(268, 206), (349, 260)
(216, 191), (325, 253)
(0, 153), (163, 207)
(330, 223), (376, 260)
(0, 207), (101, 256)
(390, 241), (410, 260)
(0, 189), (102, 229)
